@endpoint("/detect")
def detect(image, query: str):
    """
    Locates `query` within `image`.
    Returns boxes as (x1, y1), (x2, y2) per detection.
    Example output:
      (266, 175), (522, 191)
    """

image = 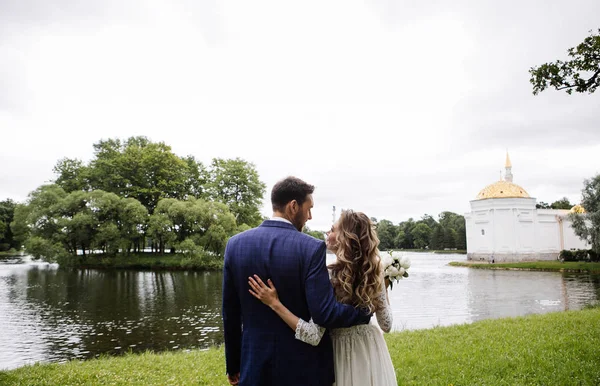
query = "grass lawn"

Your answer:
(2, 307), (599, 385)
(449, 260), (600, 273)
